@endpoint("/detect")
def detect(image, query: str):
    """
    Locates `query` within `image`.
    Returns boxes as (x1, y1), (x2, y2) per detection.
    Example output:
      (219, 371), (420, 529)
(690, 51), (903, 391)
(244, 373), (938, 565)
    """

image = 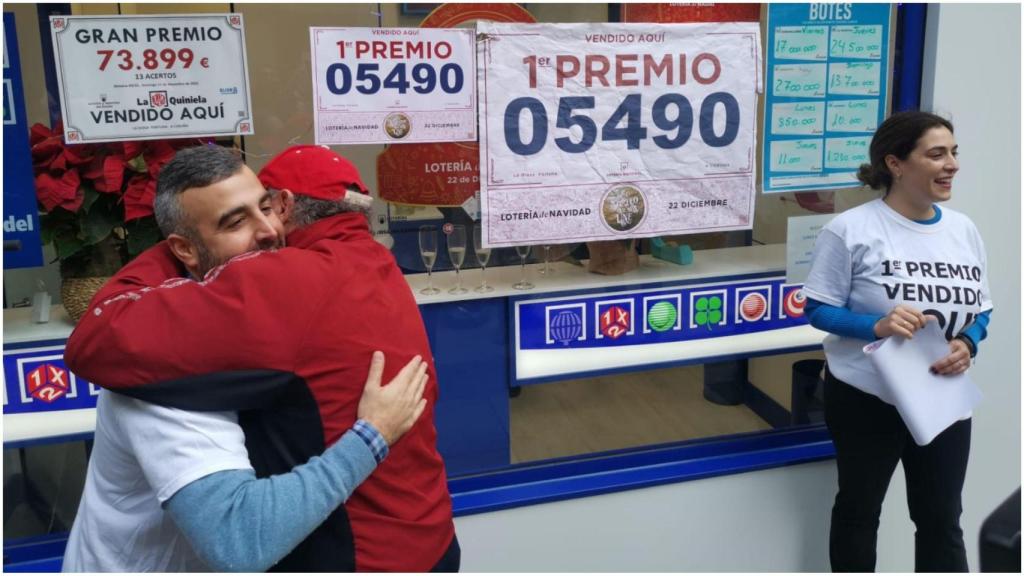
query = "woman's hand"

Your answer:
(930, 338), (972, 376)
(873, 304), (930, 339)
